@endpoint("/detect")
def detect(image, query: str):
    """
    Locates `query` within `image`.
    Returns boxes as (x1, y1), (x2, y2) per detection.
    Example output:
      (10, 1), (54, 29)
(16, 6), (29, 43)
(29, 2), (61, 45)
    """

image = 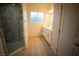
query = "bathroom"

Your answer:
(1, 3), (79, 56)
